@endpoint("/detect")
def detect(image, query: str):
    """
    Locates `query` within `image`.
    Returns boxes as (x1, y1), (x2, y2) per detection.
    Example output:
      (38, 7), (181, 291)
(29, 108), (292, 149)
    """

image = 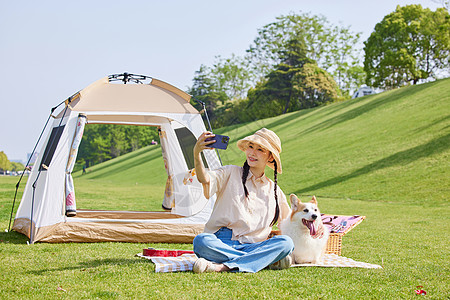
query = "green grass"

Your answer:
(72, 145), (167, 211)
(1, 78), (449, 299)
